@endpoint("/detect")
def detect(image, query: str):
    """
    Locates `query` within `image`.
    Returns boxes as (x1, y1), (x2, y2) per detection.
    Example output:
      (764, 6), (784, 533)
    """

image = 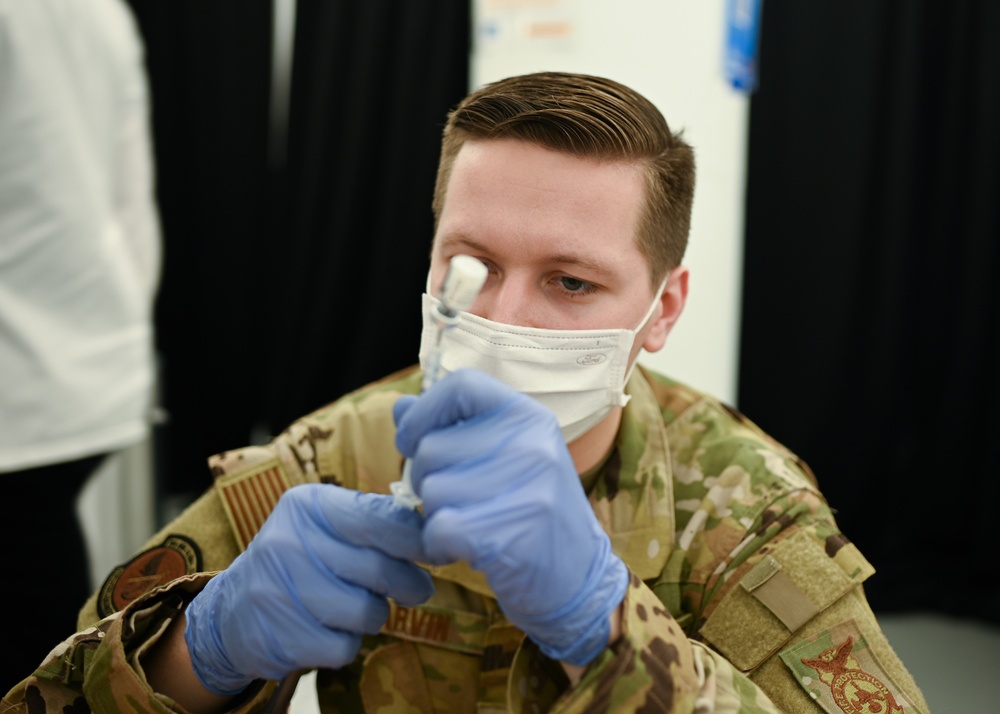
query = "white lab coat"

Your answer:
(0, 0), (161, 471)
